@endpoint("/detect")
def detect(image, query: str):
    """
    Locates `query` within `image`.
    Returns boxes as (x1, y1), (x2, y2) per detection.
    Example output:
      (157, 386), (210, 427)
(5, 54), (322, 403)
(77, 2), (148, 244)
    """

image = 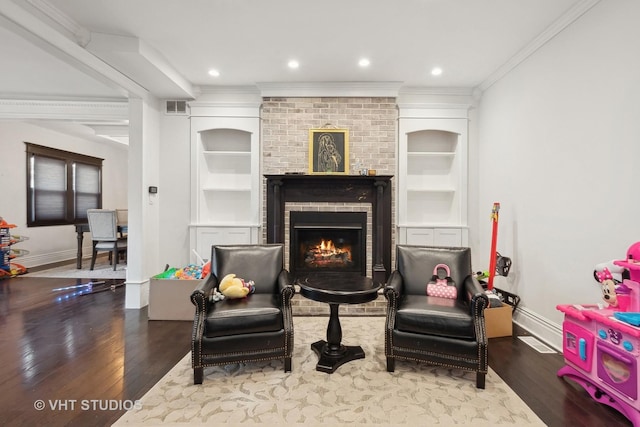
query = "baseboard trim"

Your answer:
(513, 306), (563, 352)
(18, 247), (92, 268)
(125, 279), (150, 309)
